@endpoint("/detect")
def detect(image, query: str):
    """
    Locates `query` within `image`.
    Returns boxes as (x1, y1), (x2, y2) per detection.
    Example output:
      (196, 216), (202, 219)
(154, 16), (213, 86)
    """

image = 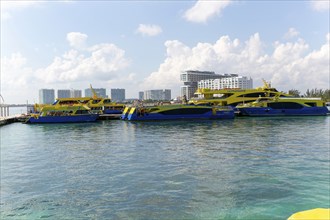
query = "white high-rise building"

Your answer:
(39, 89), (55, 104)
(71, 90), (82, 98)
(57, 89), (71, 98)
(138, 91), (144, 100)
(110, 88), (125, 102)
(198, 76), (253, 90)
(180, 70), (238, 99)
(143, 89), (171, 101)
(85, 88), (107, 98)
